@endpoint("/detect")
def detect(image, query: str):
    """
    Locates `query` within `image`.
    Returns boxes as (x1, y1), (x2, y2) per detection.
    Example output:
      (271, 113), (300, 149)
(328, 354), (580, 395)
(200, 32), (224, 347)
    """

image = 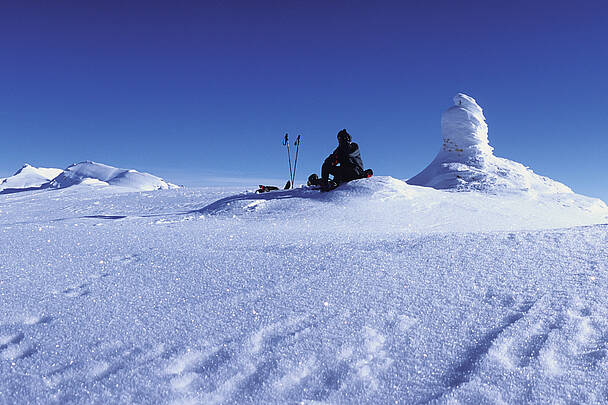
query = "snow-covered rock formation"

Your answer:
(408, 93), (572, 195)
(49, 161), (178, 191)
(0, 164), (62, 194)
(1, 161), (178, 194)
